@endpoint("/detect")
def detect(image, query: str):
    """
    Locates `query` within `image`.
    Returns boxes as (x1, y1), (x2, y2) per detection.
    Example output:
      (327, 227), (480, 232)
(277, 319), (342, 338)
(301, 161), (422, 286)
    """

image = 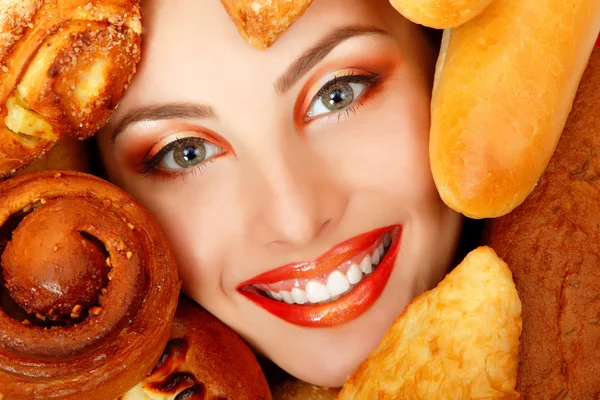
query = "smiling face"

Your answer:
(96, 0), (462, 387)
